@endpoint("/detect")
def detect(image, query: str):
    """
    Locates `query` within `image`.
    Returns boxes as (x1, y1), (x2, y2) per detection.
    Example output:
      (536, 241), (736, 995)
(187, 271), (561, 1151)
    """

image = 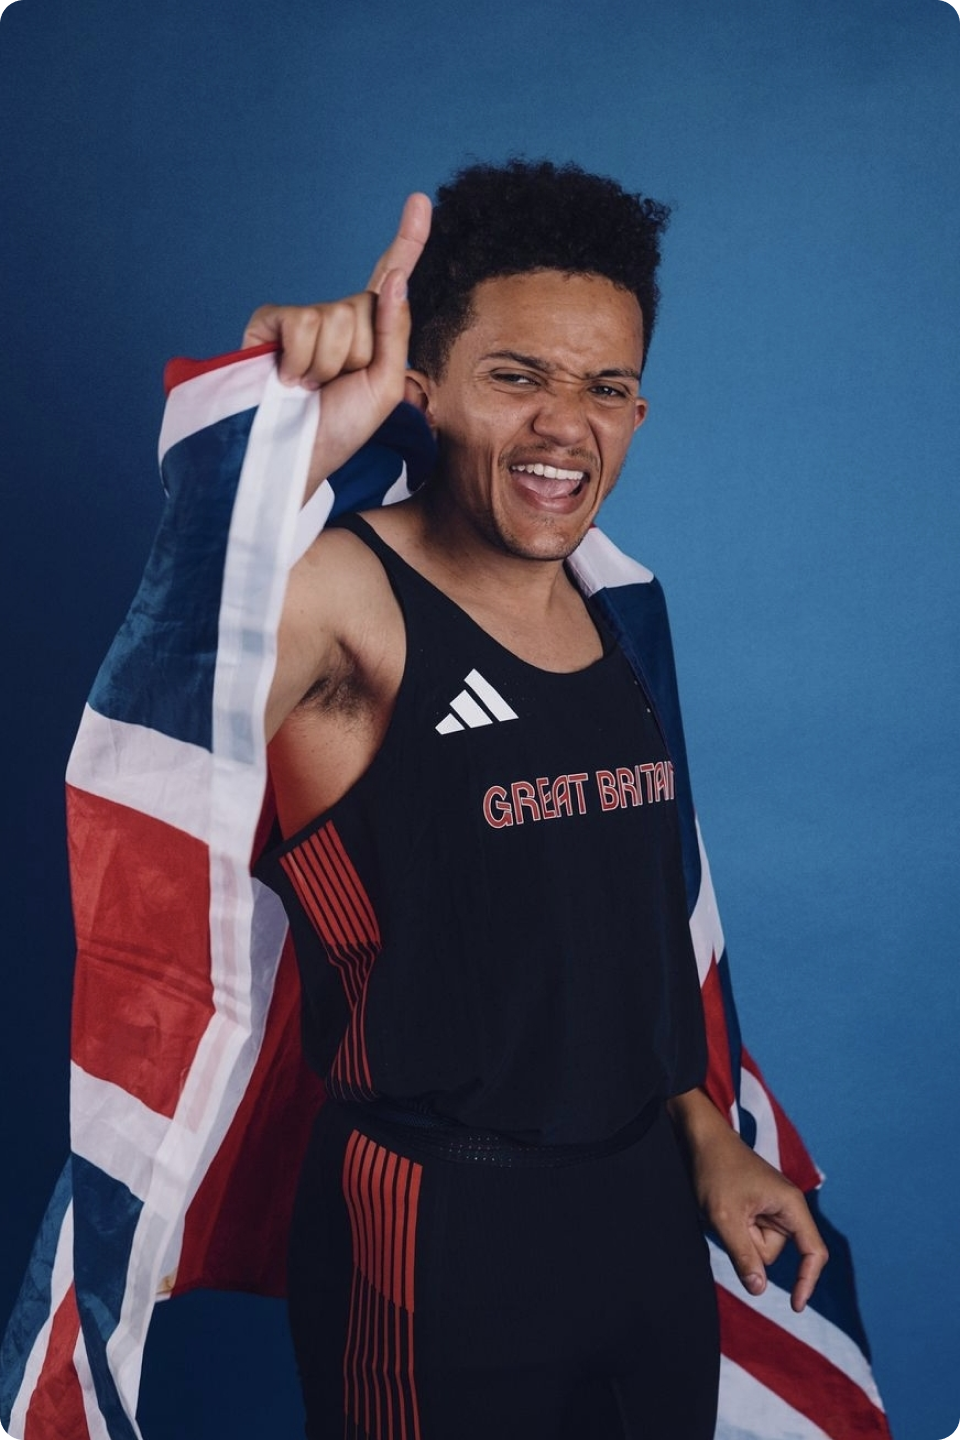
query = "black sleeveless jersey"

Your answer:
(257, 514), (706, 1145)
